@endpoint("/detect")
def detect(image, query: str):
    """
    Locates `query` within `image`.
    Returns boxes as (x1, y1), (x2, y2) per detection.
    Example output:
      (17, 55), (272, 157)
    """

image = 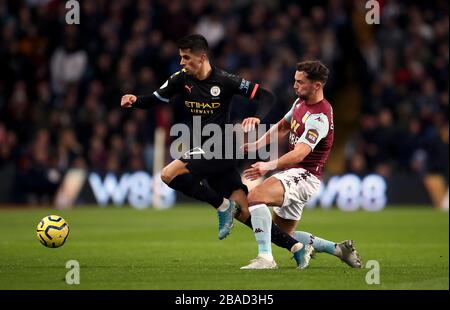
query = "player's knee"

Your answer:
(247, 187), (269, 206)
(161, 166), (174, 184)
